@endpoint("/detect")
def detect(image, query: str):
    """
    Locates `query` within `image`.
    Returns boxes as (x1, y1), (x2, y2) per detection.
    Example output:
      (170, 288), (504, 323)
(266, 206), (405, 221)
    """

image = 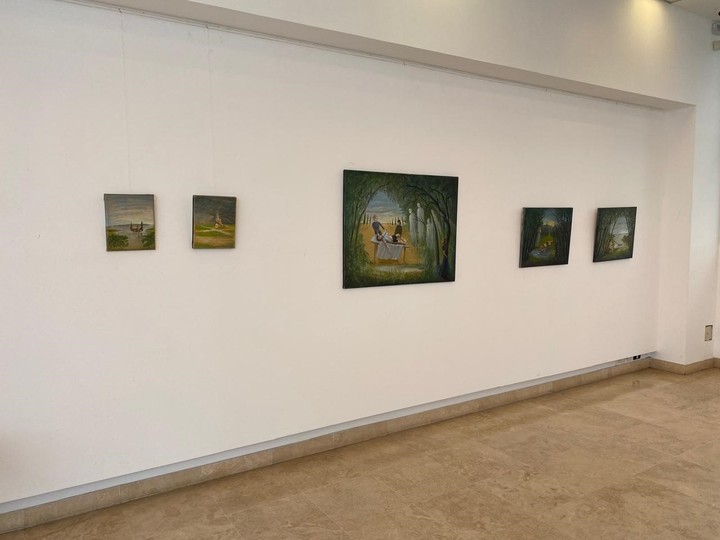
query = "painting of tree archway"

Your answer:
(593, 207), (637, 262)
(343, 170), (458, 289)
(519, 207), (573, 268)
